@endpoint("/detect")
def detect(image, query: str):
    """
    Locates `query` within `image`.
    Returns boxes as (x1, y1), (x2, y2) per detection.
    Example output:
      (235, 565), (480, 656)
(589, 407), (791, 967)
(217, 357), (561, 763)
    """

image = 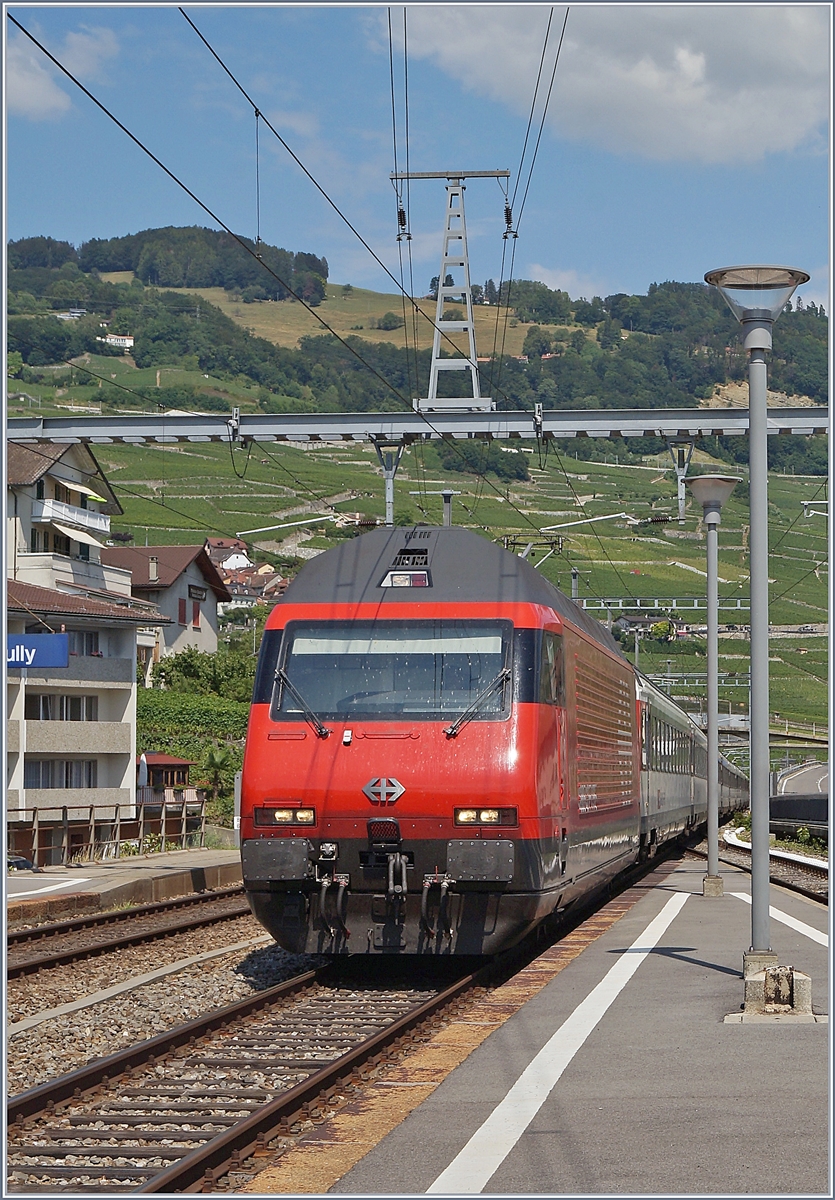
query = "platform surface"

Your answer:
(331, 858), (830, 1195)
(6, 847), (242, 914)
